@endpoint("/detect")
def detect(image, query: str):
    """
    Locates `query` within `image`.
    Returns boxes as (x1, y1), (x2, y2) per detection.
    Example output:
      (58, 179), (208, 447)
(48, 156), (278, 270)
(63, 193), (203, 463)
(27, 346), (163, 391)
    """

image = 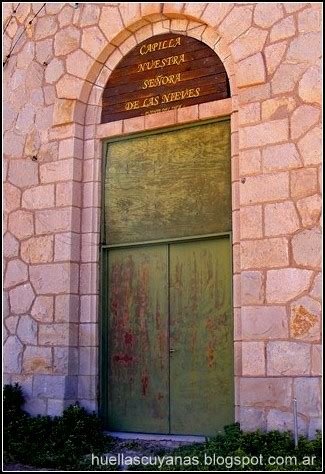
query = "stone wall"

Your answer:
(3, 3), (322, 436)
